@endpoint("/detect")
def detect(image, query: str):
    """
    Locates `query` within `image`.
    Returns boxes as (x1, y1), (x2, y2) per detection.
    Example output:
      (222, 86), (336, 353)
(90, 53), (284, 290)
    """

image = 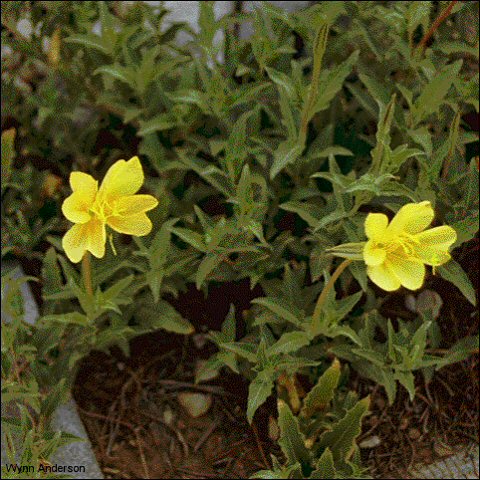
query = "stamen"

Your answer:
(109, 233), (117, 256)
